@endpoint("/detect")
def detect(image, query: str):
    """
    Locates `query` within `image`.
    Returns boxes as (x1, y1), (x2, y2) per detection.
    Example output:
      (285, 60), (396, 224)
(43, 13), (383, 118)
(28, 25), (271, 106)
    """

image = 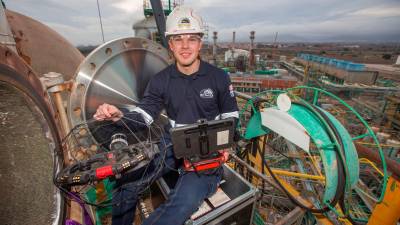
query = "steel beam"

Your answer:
(149, 0), (167, 47)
